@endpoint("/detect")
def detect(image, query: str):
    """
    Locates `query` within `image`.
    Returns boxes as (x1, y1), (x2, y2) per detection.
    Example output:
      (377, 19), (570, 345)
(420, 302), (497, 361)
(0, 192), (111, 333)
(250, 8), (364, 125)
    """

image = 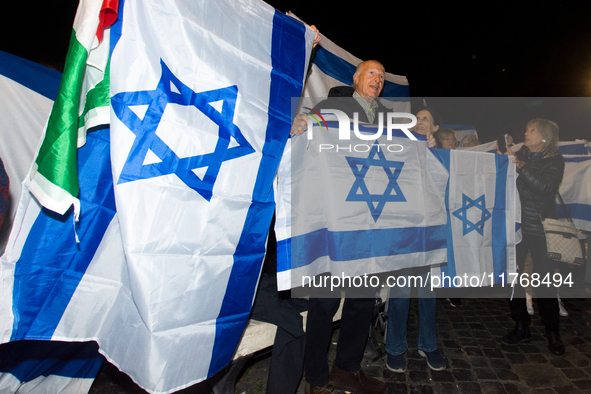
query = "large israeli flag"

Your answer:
(431, 149), (518, 288)
(275, 122), (449, 291)
(0, 0), (315, 393)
